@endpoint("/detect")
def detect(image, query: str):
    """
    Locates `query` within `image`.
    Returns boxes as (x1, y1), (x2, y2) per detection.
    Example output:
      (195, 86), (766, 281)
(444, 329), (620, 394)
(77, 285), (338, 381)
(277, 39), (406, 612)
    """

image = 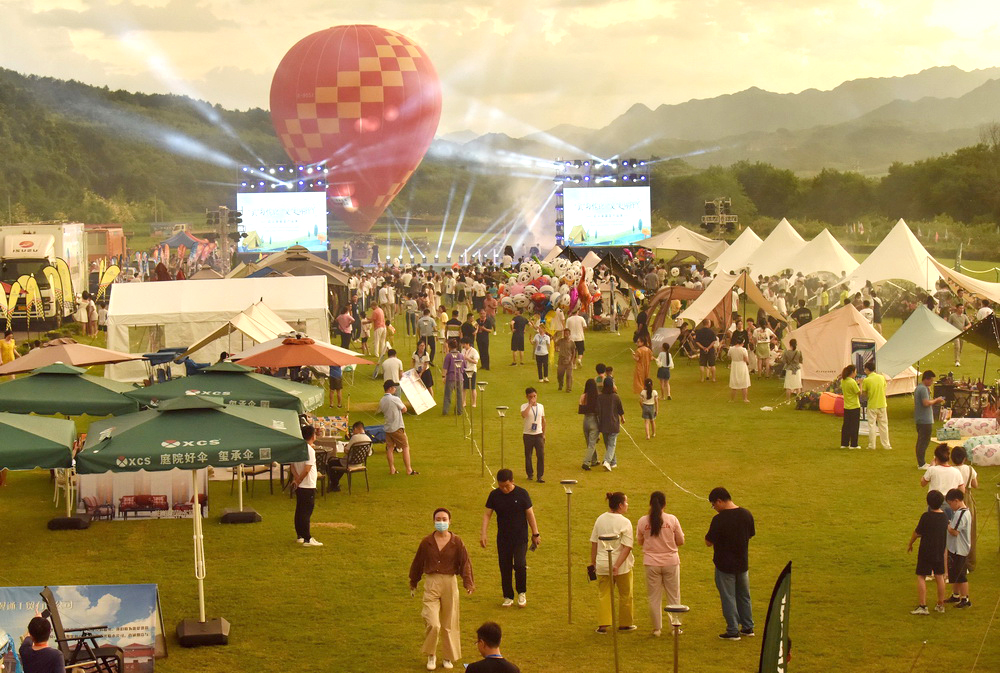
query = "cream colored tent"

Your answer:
(636, 225), (728, 262)
(793, 229), (859, 277)
(744, 218), (807, 276)
(786, 304), (916, 395)
(677, 272), (787, 327)
(705, 228), (763, 273)
(930, 258), (1000, 304)
(105, 276), (330, 382)
(180, 301), (295, 358)
(834, 219), (942, 293)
